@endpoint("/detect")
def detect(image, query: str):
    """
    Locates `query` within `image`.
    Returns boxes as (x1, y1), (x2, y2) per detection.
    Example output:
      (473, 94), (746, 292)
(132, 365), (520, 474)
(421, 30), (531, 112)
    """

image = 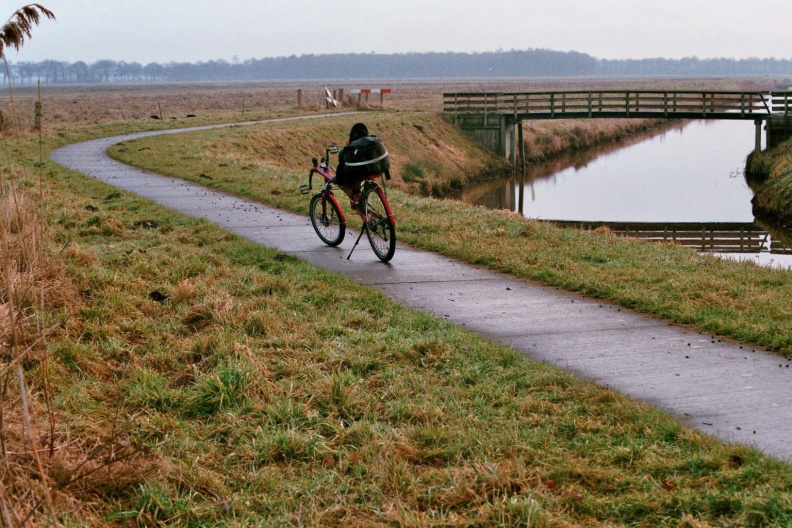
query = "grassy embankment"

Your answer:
(112, 111), (792, 354)
(0, 100), (789, 524)
(748, 138), (792, 239)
